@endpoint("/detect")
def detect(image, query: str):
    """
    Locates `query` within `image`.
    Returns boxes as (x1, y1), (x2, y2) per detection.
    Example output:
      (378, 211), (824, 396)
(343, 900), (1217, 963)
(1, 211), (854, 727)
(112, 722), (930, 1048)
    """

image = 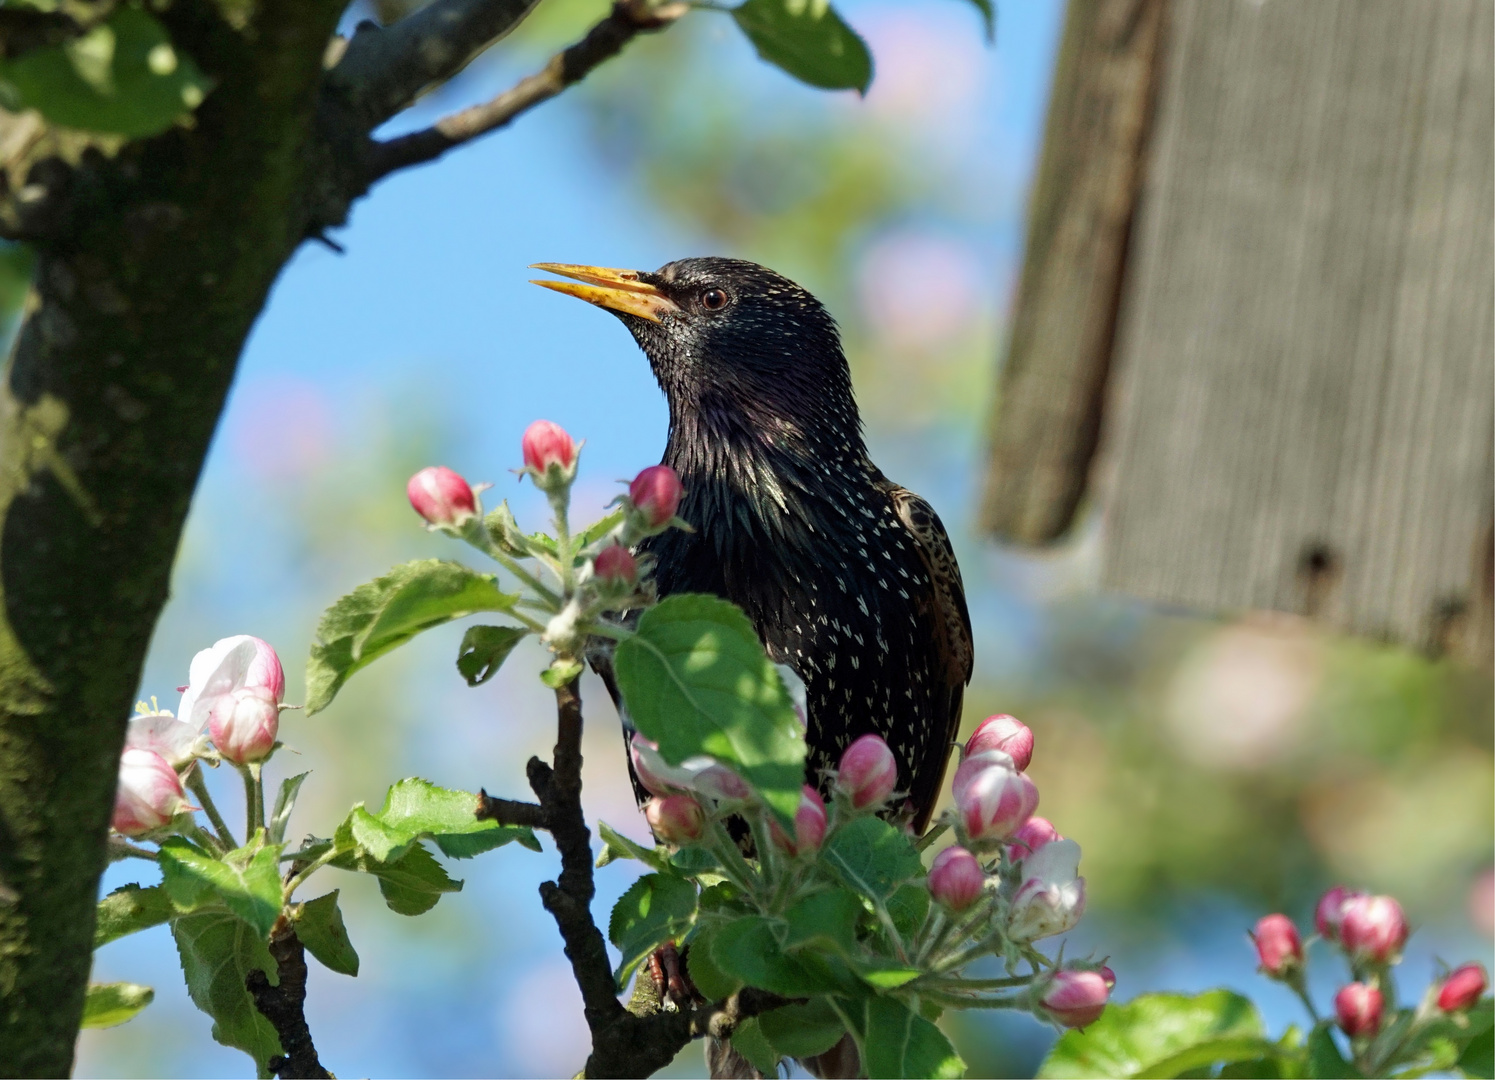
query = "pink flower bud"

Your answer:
(1008, 838), (1086, 941)
(522, 419), (578, 475)
(629, 733), (750, 803)
(1252, 914), (1304, 978)
(406, 466), (477, 528)
(1100, 966), (1117, 990)
(952, 750), (1038, 843)
(628, 465), (683, 529)
(178, 636), (285, 735)
(1437, 963), (1488, 1012)
(929, 845), (986, 911)
(836, 734), (899, 810)
(112, 749), (194, 836)
(1007, 816), (1060, 863)
(208, 685), (280, 764)
(593, 544), (638, 586)
(966, 714), (1033, 772)
(1039, 970), (1110, 1029)
(645, 795), (705, 846)
(692, 764), (752, 803)
(1315, 885), (1364, 942)
(1335, 983), (1383, 1037)
(1339, 894), (1409, 964)
(794, 785), (827, 852)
